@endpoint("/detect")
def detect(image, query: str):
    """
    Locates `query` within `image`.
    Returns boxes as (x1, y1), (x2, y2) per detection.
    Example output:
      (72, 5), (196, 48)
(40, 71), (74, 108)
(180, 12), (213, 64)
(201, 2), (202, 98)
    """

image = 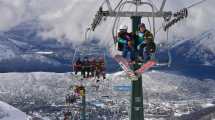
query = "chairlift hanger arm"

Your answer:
(160, 0), (166, 12)
(103, 0), (172, 18)
(187, 0), (207, 9)
(101, 11), (172, 18)
(105, 0), (113, 12)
